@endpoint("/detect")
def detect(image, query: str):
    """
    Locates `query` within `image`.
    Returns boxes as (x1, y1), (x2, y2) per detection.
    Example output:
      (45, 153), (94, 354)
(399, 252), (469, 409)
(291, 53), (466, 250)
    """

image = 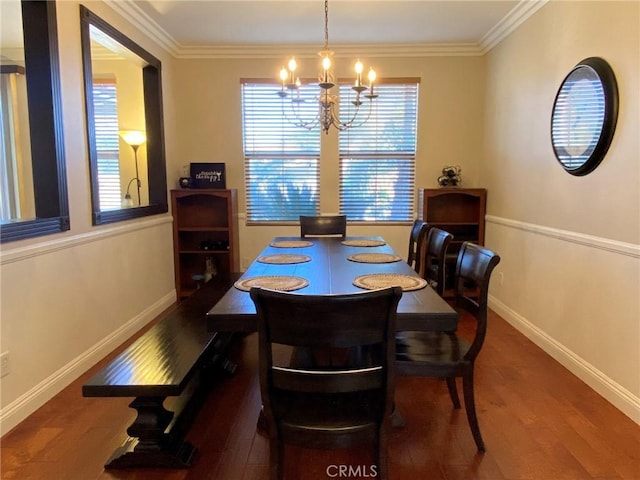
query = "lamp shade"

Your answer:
(119, 130), (146, 147)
